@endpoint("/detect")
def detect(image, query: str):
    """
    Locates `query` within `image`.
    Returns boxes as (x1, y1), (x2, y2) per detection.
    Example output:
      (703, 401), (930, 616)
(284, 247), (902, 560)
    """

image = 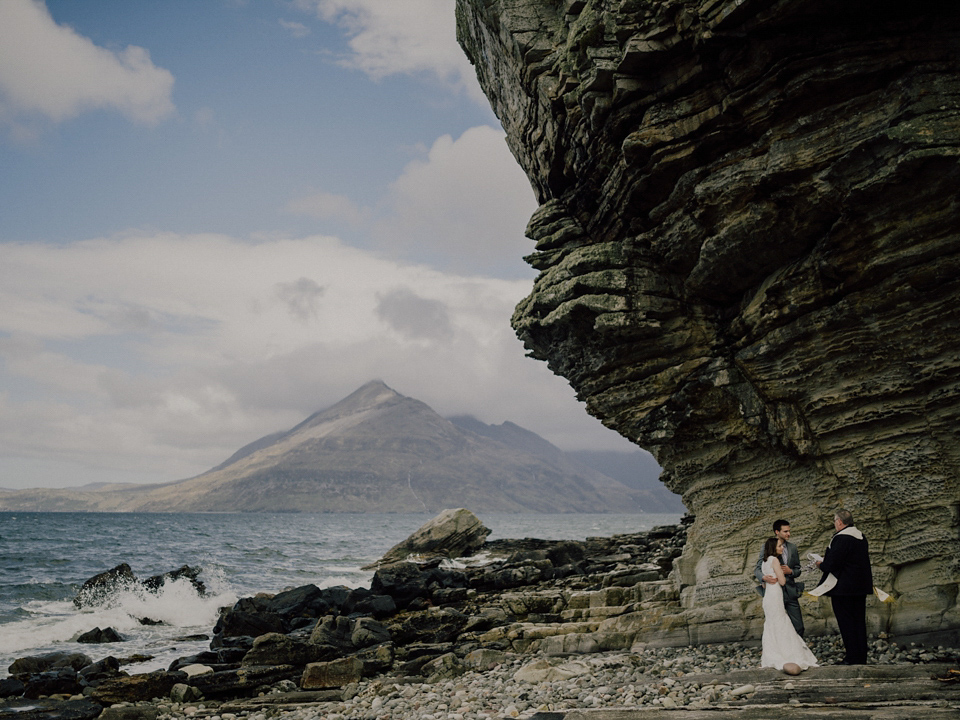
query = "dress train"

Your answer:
(760, 556), (819, 671)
